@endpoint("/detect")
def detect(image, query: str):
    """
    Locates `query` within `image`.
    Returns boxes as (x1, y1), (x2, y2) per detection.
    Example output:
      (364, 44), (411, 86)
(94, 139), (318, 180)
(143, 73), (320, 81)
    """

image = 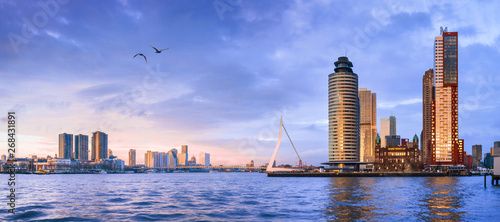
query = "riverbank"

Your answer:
(267, 172), (451, 177)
